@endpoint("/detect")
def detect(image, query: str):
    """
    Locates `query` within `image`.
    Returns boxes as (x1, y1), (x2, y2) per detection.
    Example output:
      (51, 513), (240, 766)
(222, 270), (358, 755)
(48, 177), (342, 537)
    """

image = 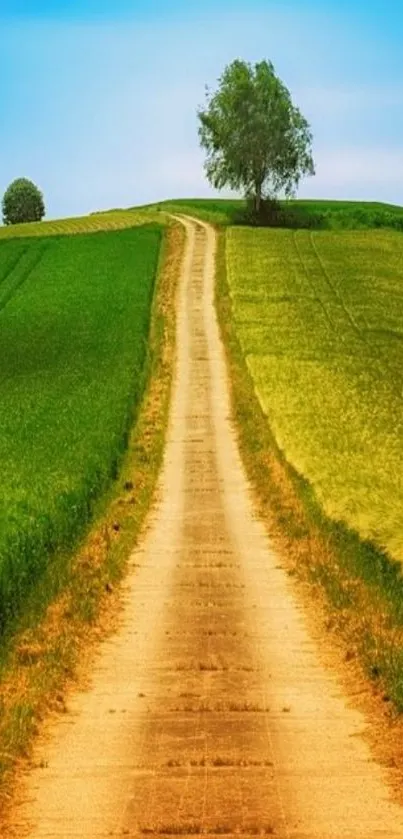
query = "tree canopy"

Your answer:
(198, 59), (315, 213)
(2, 178), (45, 225)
